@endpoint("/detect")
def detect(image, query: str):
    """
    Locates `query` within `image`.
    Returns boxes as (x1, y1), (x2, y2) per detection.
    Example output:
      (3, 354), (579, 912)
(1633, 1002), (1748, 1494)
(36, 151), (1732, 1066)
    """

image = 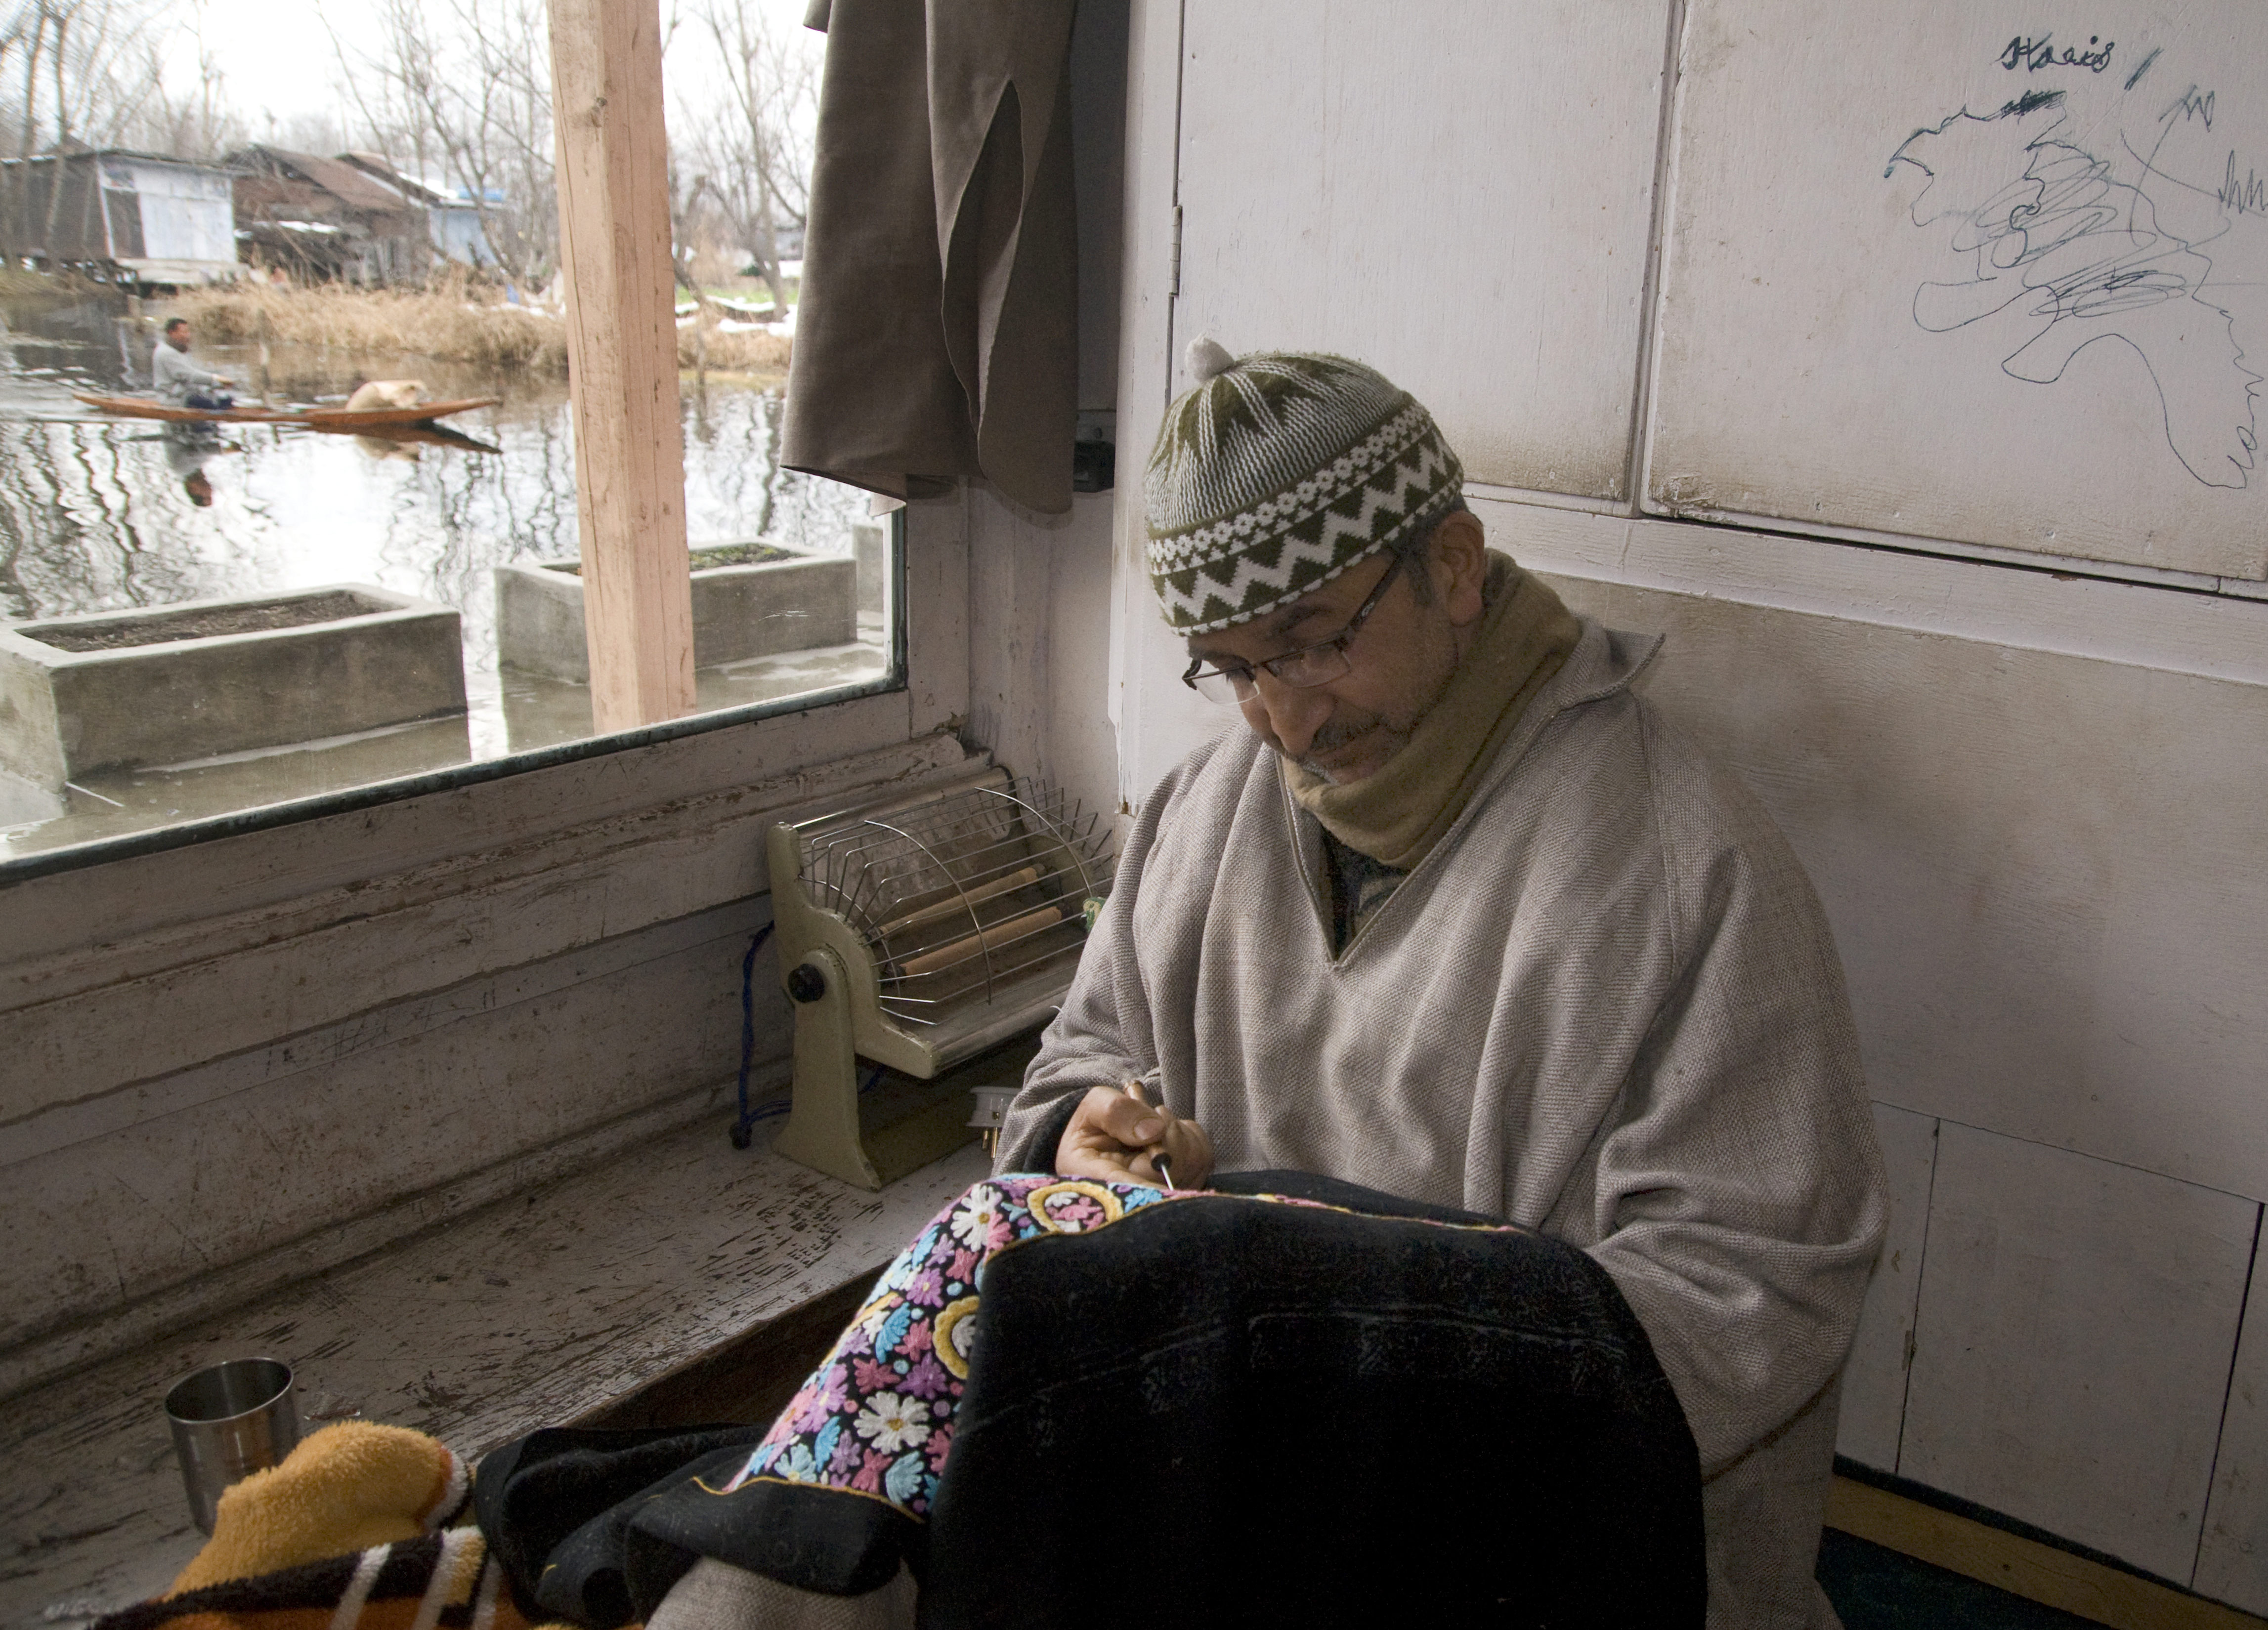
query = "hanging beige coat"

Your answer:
(785, 0), (1078, 513)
